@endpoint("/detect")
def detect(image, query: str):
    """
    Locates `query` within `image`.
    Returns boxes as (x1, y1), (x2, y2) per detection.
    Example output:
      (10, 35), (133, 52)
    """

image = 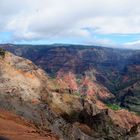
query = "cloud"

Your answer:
(124, 40), (140, 49)
(0, 0), (140, 46)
